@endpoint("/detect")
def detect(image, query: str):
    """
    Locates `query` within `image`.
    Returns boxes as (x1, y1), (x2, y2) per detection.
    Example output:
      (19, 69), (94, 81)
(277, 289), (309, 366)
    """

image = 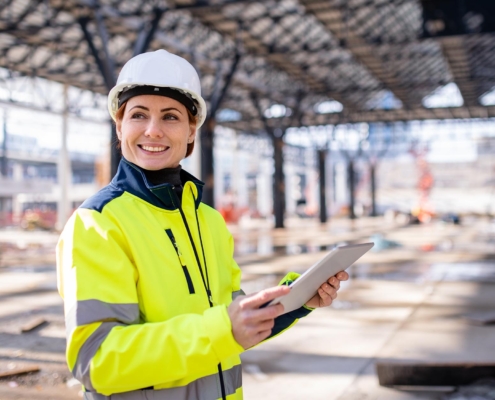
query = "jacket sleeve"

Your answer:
(265, 272), (313, 340)
(57, 208), (243, 396)
(228, 230), (244, 301)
